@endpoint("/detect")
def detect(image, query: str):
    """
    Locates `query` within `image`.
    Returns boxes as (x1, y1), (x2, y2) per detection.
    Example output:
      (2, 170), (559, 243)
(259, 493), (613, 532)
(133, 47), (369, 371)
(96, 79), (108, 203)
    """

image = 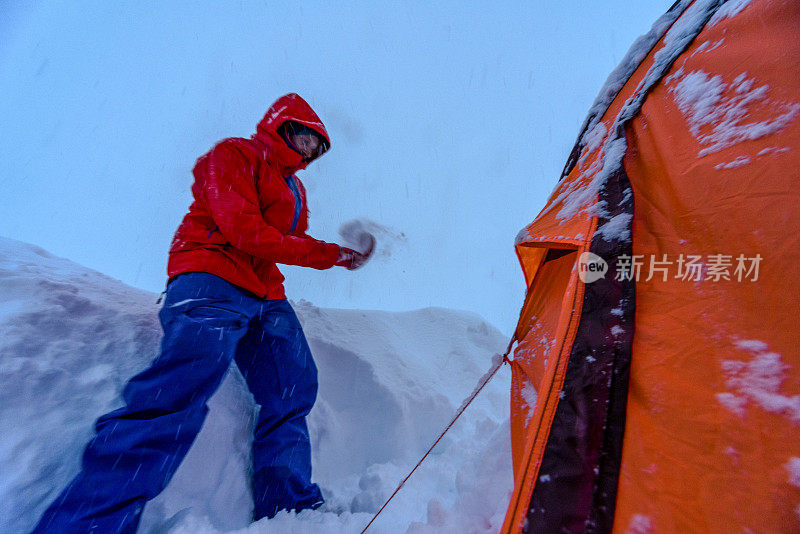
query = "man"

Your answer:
(33, 93), (366, 533)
